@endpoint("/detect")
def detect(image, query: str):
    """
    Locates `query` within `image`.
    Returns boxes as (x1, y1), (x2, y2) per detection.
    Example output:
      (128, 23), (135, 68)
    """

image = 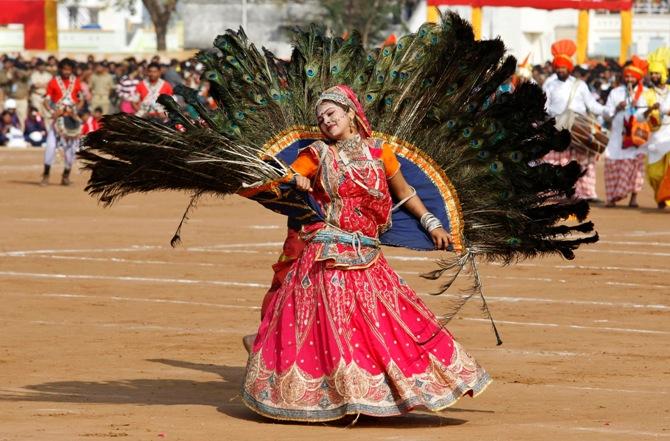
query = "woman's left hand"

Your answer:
(430, 227), (452, 250)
